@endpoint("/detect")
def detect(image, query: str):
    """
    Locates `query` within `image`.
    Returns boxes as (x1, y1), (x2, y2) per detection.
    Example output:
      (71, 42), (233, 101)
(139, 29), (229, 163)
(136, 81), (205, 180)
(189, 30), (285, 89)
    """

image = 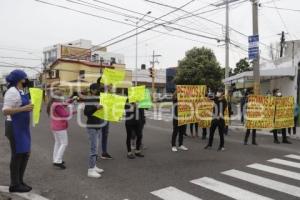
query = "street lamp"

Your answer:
(125, 11), (152, 86)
